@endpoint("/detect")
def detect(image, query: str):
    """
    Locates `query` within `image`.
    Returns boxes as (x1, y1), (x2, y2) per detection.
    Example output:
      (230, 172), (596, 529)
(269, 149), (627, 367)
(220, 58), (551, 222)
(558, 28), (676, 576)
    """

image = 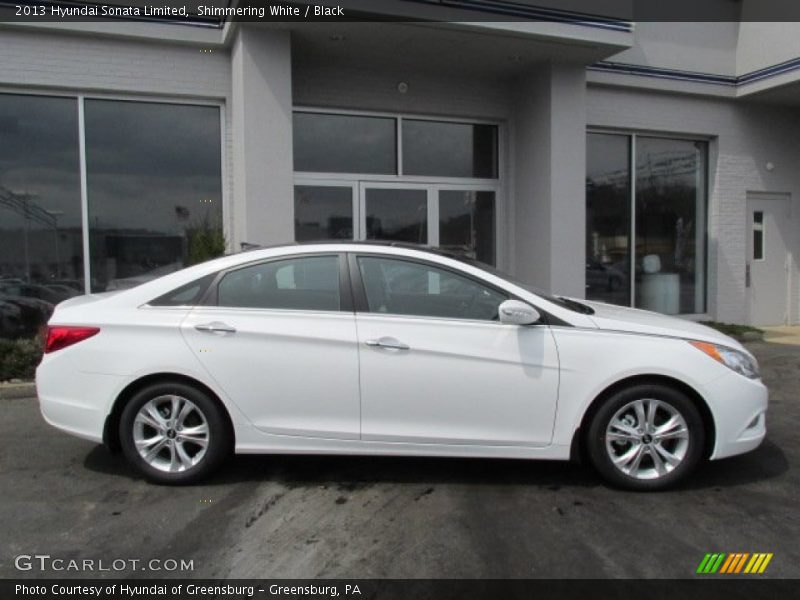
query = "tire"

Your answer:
(585, 383), (705, 491)
(119, 381), (230, 485)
